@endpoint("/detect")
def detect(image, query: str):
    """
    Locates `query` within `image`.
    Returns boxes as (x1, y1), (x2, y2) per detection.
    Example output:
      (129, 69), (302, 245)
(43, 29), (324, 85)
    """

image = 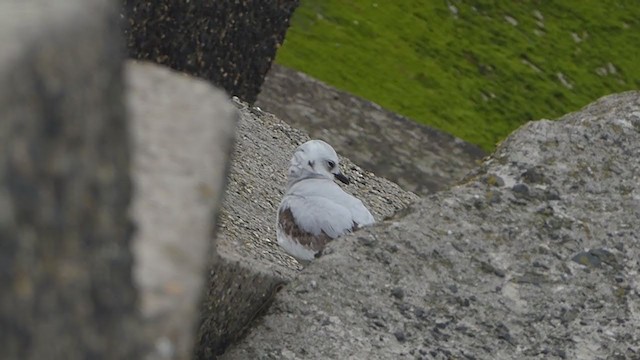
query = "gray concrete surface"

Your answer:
(0, 1), (139, 358)
(195, 99), (420, 357)
(126, 61), (238, 360)
(122, 0), (299, 103)
(222, 91), (640, 359)
(256, 64), (486, 196)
